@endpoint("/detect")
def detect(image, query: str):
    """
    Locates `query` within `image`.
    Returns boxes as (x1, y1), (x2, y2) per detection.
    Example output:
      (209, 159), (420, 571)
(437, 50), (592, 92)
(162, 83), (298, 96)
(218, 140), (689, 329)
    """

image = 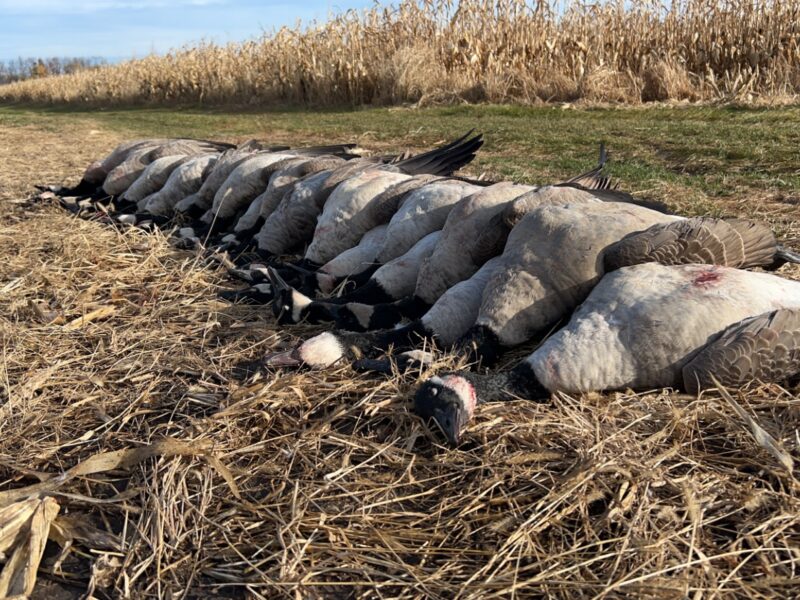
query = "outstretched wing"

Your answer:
(682, 308), (800, 394)
(604, 217), (777, 271)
